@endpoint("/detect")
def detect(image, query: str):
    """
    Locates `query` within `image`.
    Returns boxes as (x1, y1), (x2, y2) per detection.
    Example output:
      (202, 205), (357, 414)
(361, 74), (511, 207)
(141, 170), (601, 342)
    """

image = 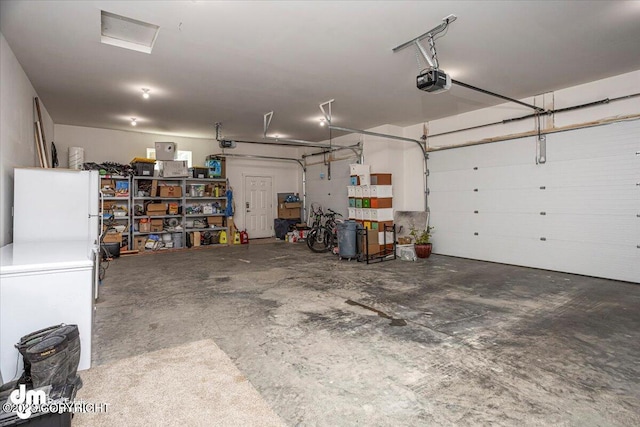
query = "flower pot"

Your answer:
(414, 243), (432, 259)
